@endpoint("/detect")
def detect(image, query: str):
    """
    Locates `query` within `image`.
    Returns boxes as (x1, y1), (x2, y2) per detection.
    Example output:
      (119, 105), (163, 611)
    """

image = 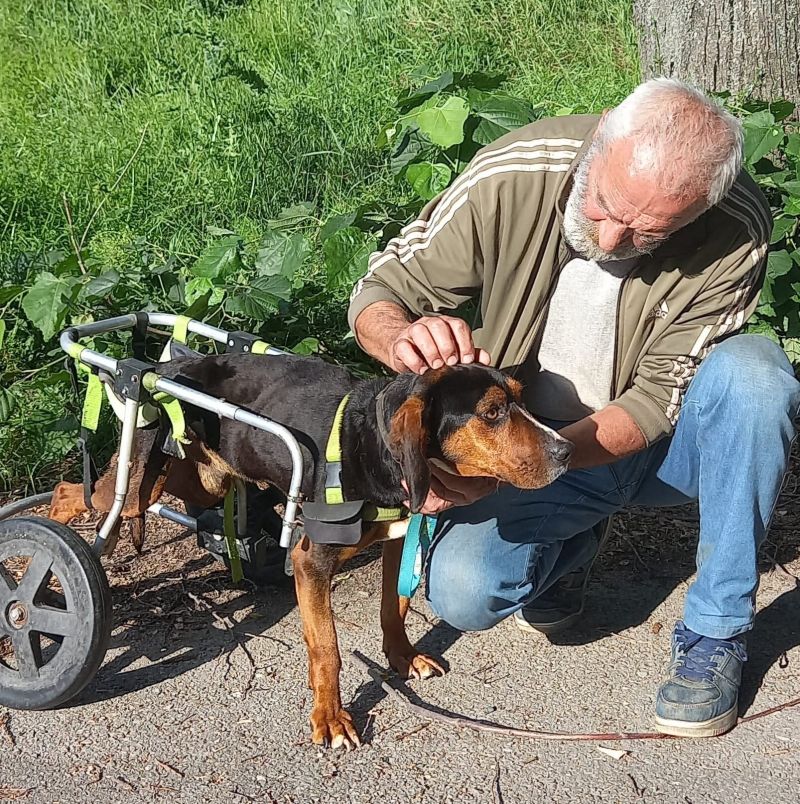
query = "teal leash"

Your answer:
(397, 513), (437, 598)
